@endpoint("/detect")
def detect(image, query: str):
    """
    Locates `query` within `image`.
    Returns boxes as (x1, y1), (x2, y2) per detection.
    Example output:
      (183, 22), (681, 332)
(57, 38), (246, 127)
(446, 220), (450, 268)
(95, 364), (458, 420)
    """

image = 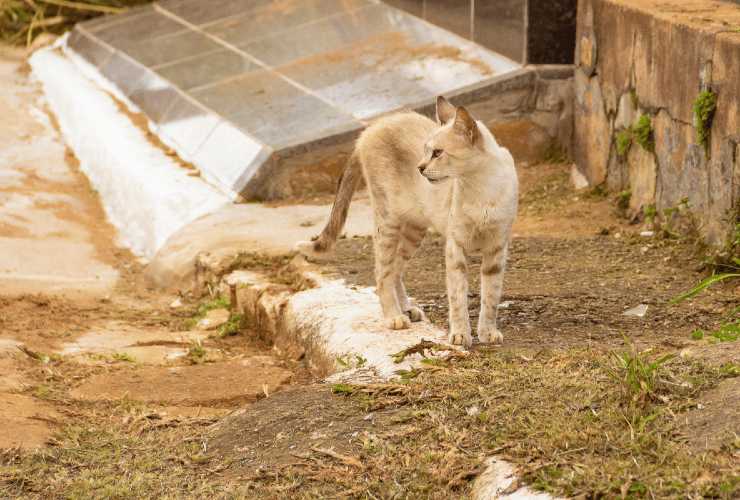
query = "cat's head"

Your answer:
(417, 96), (486, 183)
